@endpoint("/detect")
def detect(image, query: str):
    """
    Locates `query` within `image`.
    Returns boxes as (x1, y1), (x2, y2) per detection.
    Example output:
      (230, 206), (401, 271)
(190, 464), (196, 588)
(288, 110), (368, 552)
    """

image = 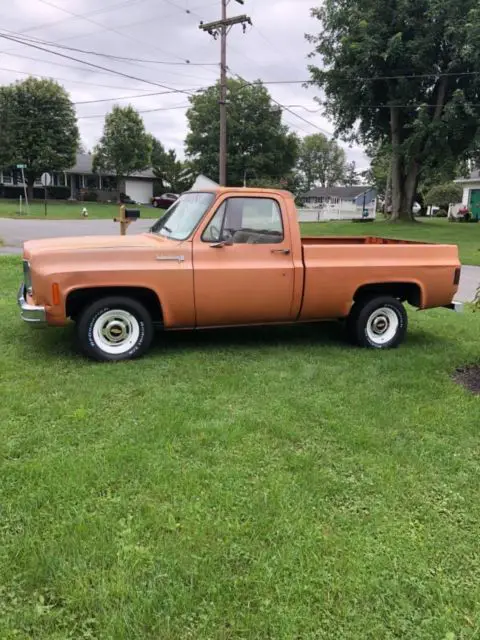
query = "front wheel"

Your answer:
(346, 296), (408, 349)
(77, 296), (154, 362)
